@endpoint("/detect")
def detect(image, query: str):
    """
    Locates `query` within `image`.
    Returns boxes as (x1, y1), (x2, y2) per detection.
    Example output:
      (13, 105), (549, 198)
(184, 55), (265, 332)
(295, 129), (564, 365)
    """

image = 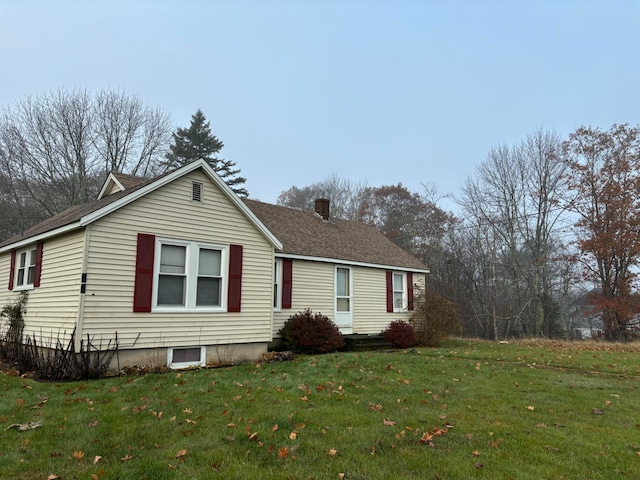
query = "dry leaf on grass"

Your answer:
(5, 422), (42, 431)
